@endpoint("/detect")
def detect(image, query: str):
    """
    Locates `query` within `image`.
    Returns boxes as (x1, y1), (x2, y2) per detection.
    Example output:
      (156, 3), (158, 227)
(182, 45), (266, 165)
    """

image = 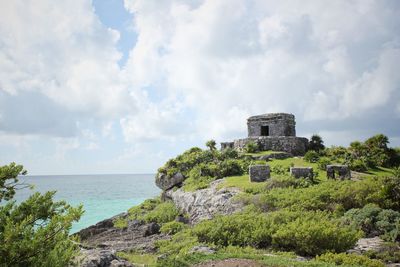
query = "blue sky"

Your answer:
(0, 0), (399, 175)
